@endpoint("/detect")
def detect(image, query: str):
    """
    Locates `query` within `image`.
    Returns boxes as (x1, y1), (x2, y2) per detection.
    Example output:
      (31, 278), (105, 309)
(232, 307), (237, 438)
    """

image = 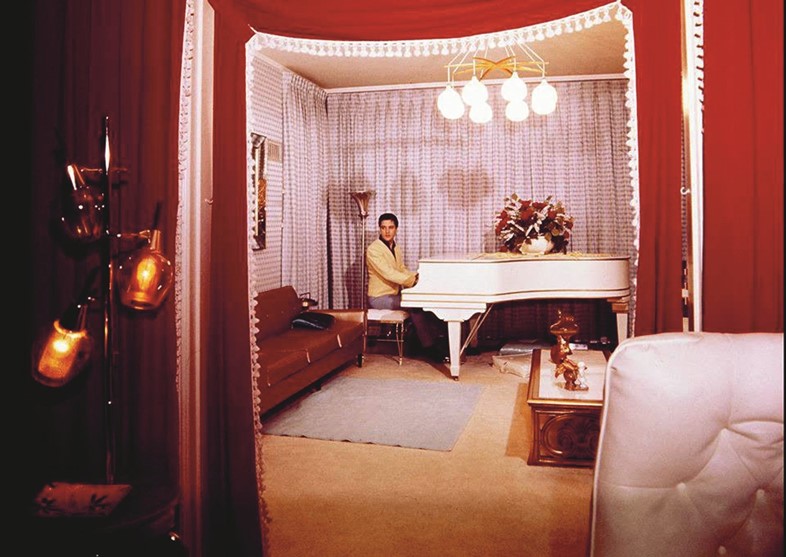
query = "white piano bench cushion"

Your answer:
(366, 309), (410, 323)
